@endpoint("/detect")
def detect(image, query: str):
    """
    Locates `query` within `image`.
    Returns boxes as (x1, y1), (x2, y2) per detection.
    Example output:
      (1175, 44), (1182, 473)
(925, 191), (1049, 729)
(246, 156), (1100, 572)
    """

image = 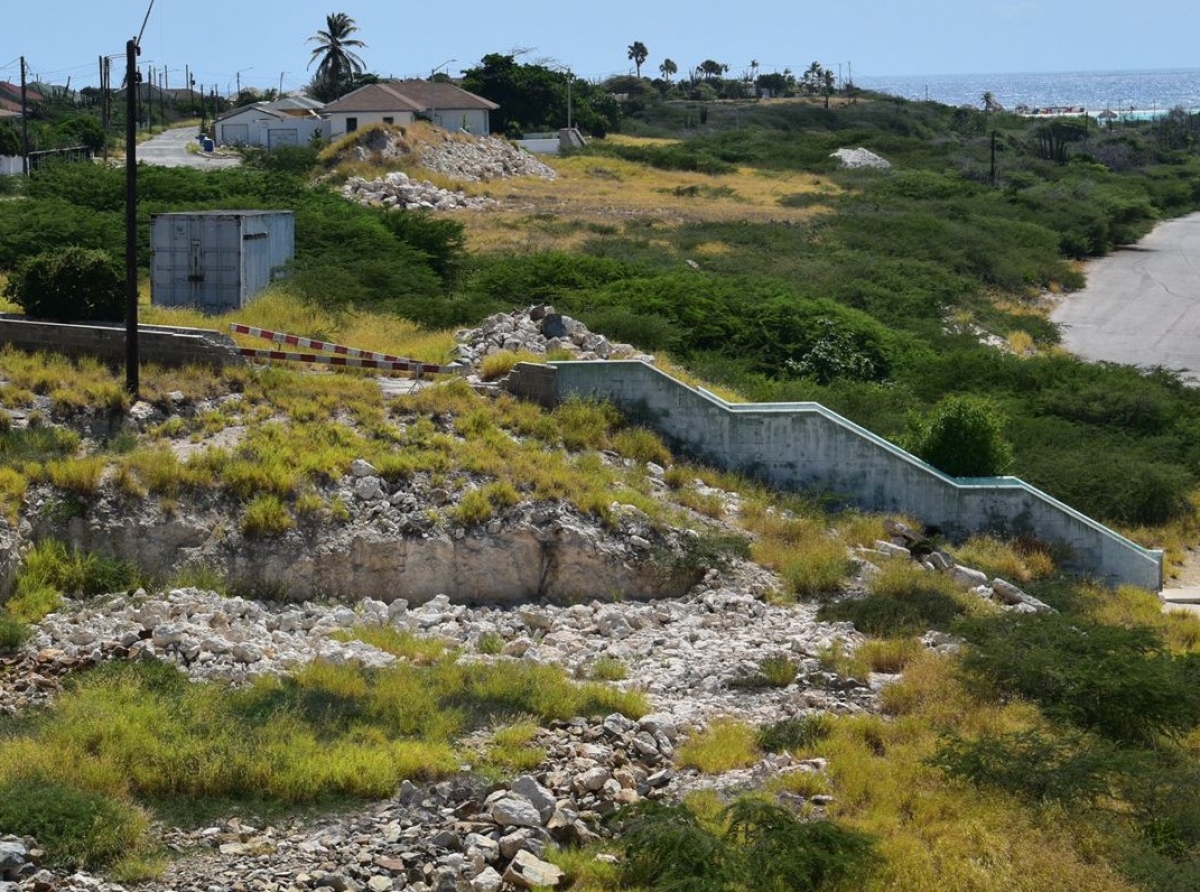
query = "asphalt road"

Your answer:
(1052, 212), (1200, 384)
(136, 126), (242, 169)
